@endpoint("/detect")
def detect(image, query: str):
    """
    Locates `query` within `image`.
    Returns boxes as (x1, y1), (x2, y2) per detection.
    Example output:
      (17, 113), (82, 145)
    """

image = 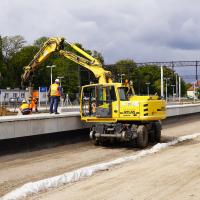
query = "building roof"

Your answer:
(187, 80), (200, 91)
